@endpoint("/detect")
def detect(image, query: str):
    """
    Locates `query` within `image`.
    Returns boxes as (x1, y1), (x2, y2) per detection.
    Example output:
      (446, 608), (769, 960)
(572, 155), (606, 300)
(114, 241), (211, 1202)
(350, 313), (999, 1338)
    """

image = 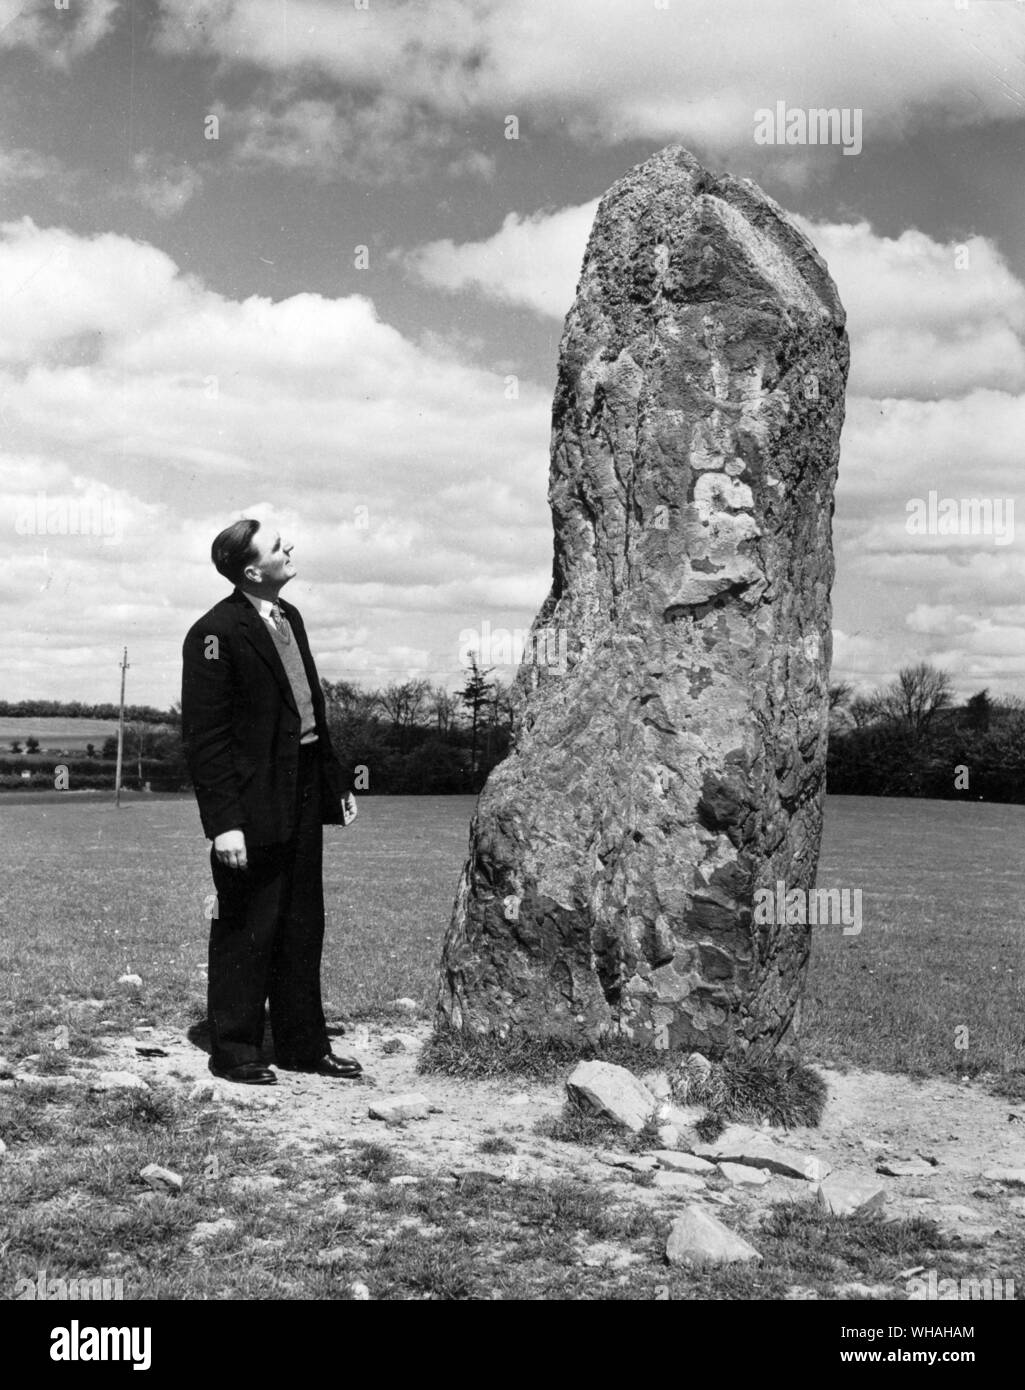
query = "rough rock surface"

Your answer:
(814, 1173), (887, 1217)
(652, 1170), (707, 1192)
(665, 1204), (762, 1265)
(566, 1060), (656, 1132)
(689, 1127), (831, 1181)
(368, 1093), (431, 1123)
(653, 1150), (717, 1175)
(438, 144), (849, 1056)
(718, 1161), (770, 1186)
